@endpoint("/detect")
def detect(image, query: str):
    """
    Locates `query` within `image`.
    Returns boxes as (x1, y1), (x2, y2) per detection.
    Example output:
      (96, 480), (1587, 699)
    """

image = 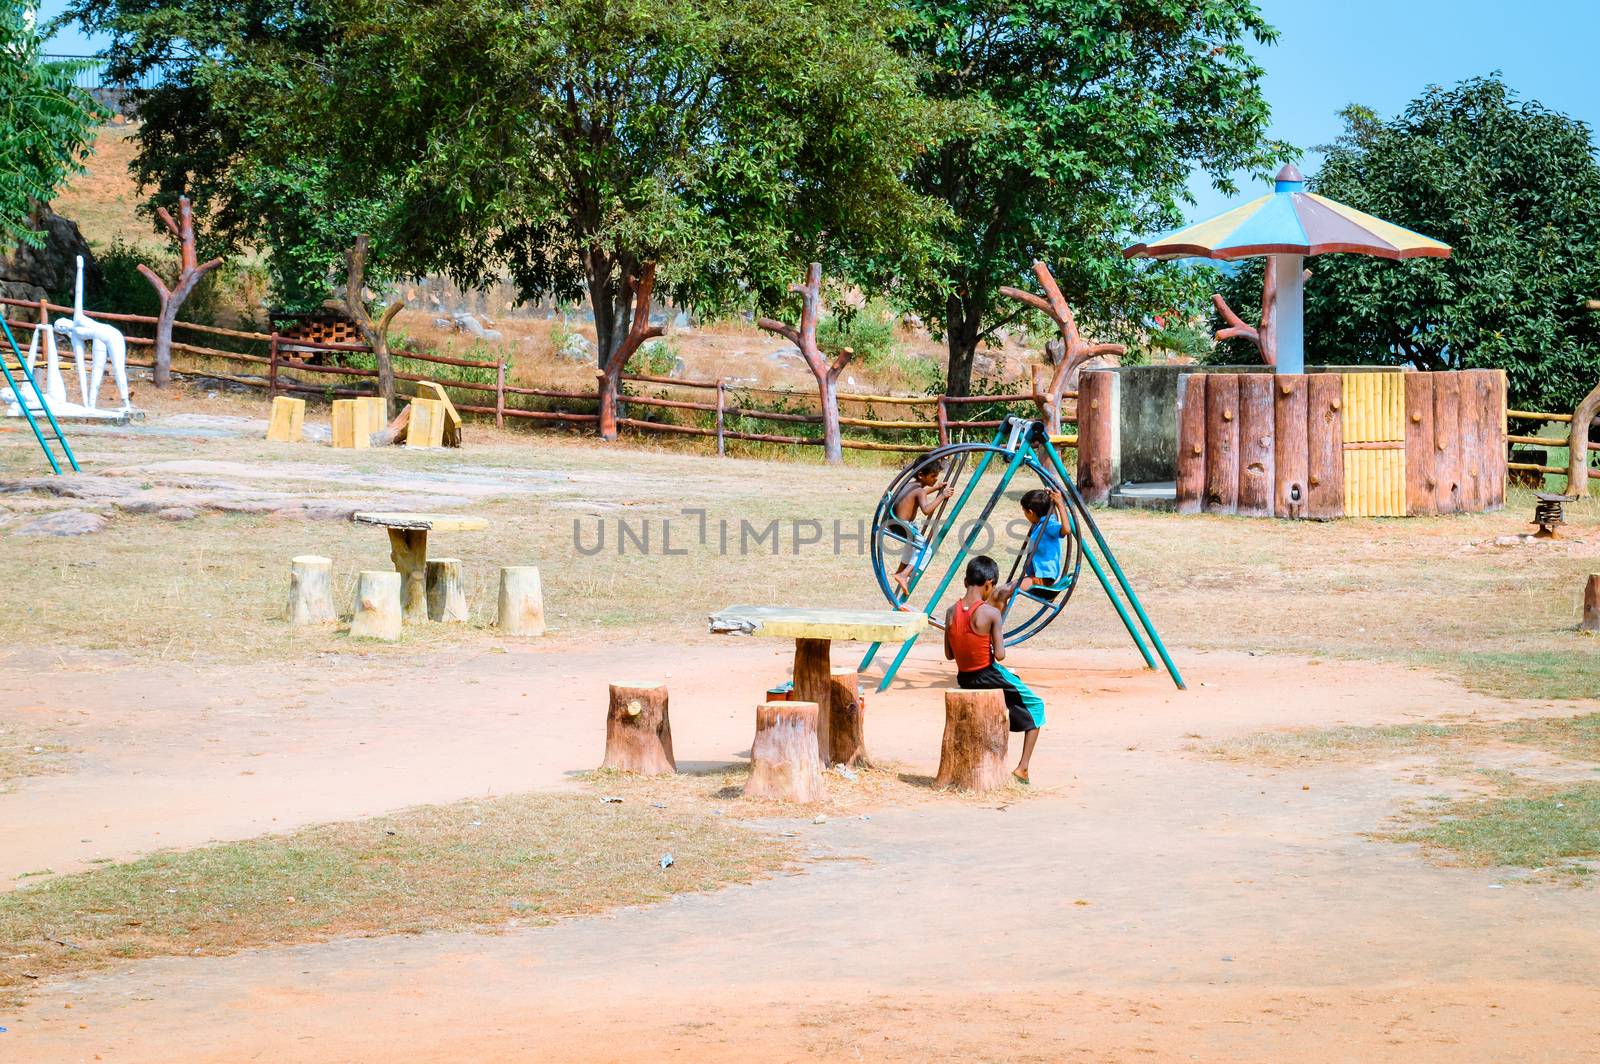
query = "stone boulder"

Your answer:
(1, 204), (105, 304)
